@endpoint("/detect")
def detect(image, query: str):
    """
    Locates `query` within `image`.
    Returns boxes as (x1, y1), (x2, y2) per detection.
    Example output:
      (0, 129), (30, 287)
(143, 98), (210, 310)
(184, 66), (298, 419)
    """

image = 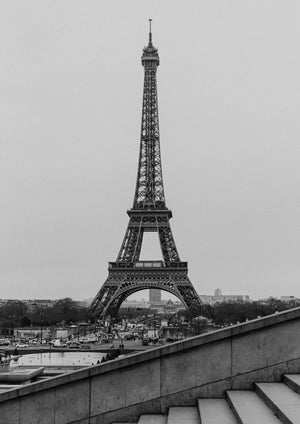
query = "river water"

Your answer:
(11, 351), (107, 367)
